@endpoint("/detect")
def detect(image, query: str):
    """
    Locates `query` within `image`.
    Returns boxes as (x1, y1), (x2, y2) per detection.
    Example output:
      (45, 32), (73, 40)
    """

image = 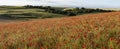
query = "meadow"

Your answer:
(0, 11), (119, 49)
(0, 6), (113, 21)
(0, 6), (65, 21)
